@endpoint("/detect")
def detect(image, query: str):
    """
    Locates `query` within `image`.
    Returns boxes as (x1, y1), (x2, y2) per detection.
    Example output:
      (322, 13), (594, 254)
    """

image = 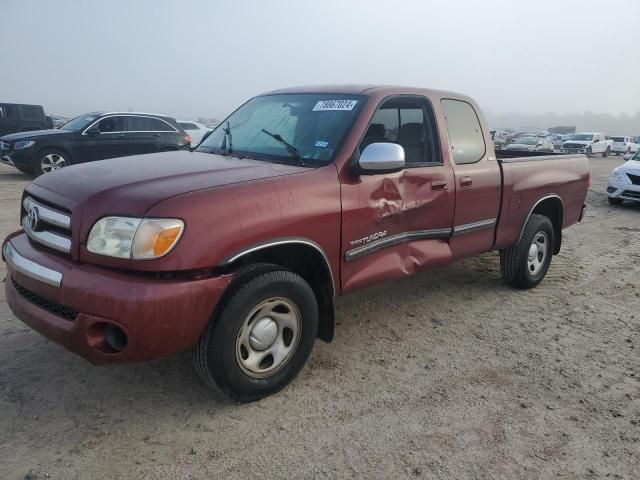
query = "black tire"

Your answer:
(602, 147), (610, 158)
(500, 214), (554, 289)
(193, 264), (319, 403)
(608, 196), (623, 205)
(586, 147), (592, 158)
(34, 148), (71, 176)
